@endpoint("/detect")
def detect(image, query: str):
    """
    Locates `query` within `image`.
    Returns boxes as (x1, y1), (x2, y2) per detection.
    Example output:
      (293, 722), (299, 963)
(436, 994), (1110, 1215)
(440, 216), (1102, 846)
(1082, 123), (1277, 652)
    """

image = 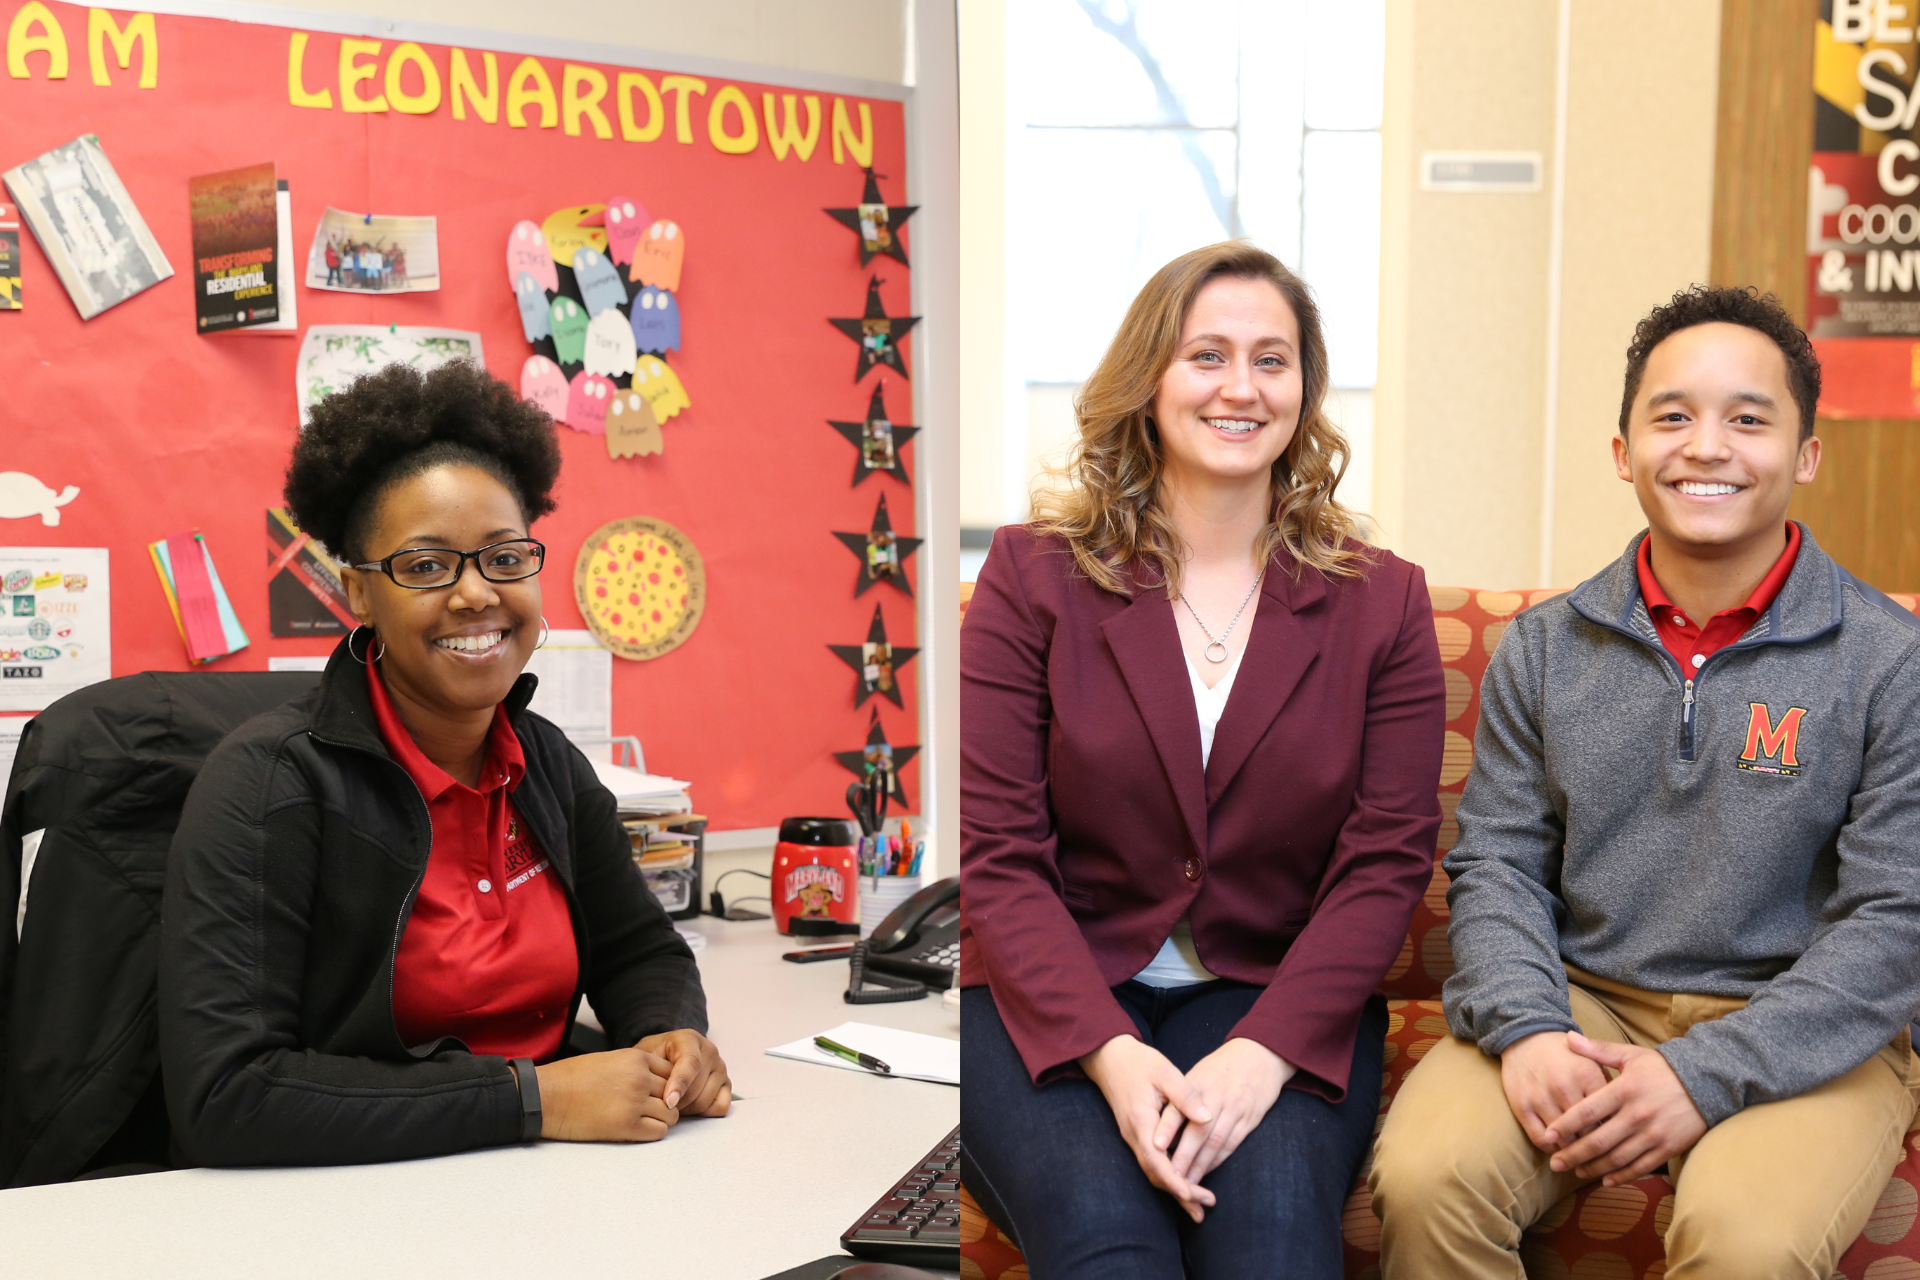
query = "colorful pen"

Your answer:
(815, 1035), (892, 1074)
